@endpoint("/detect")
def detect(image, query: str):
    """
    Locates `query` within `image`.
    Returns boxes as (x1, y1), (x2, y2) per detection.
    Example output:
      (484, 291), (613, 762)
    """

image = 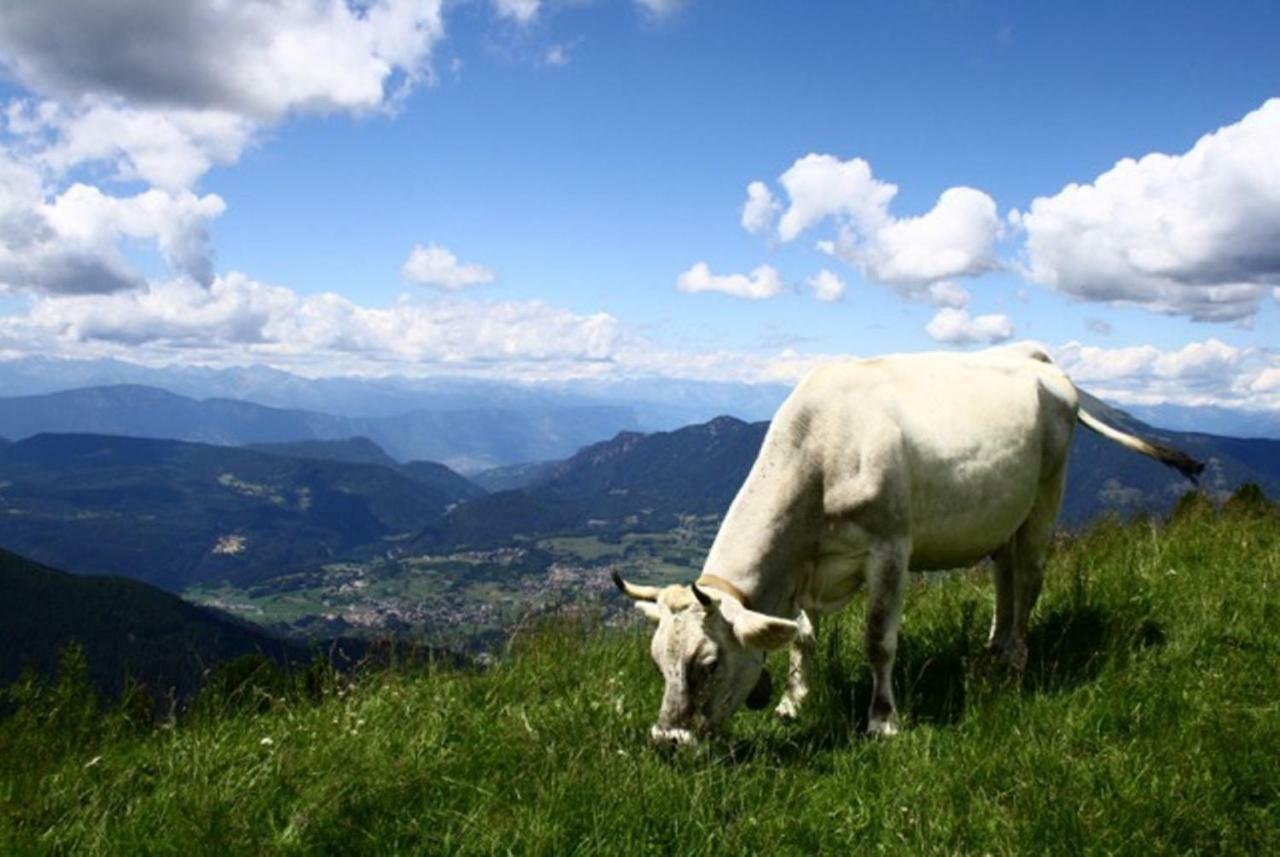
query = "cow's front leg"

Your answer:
(775, 610), (817, 721)
(864, 539), (909, 737)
